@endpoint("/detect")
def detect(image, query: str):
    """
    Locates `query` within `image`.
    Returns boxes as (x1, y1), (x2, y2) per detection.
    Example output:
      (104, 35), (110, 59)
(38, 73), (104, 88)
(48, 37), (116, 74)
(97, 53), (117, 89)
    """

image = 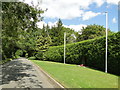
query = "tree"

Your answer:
(76, 24), (114, 42)
(45, 19), (77, 46)
(2, 2), (49, 59)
